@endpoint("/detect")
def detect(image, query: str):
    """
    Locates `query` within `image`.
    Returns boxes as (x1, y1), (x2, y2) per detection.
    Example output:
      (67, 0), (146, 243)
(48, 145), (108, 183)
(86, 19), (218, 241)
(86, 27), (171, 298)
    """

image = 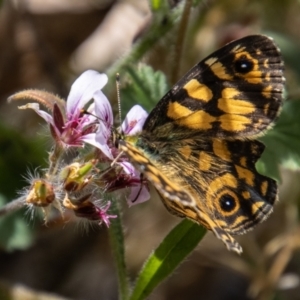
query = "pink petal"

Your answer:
(119, 161), (150, 206)
(127, 185), (150, 207)
(118, 161), (135, 175)
(97, 201), (117, 227)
